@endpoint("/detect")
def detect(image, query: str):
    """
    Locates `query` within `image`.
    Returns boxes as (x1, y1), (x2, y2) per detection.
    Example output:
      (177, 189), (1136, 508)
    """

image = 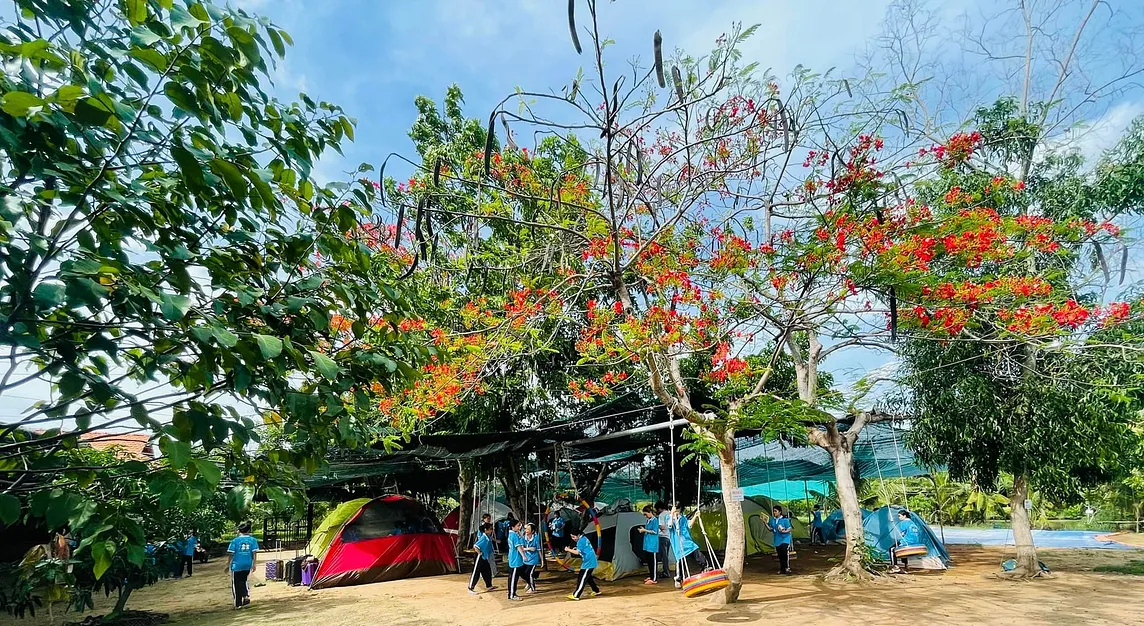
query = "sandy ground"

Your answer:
(6, 544), (1144, 626)
(1101, 531), (1144, 547)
